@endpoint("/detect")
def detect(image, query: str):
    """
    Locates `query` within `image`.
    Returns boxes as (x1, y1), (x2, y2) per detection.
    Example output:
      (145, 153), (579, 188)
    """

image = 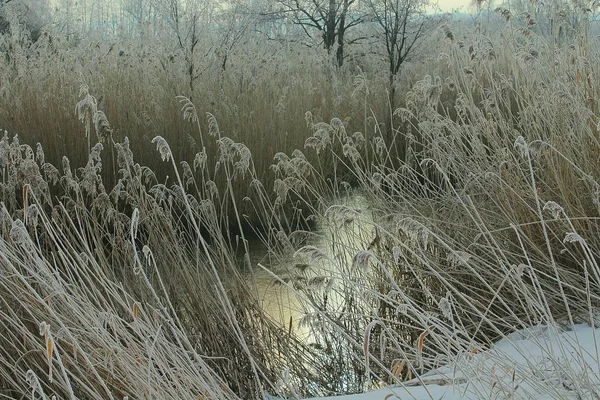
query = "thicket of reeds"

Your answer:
(1, 2), (600, 399)
(270, 6), (600, 397)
